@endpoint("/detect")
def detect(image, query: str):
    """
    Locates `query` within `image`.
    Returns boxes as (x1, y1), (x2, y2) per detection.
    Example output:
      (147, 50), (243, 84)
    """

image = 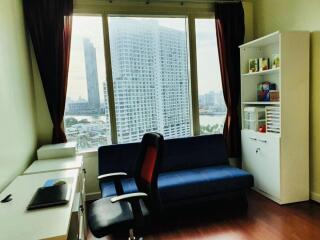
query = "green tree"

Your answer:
(79, 118), (90, 124)
(65, 117), (78, 128)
